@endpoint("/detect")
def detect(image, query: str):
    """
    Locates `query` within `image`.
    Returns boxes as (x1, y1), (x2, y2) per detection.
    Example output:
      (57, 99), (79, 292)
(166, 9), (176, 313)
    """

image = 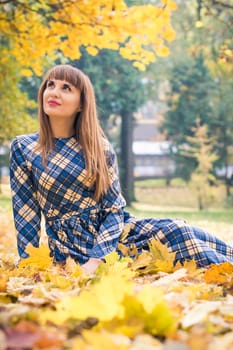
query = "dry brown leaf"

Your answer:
(4, 320), (65, 349)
